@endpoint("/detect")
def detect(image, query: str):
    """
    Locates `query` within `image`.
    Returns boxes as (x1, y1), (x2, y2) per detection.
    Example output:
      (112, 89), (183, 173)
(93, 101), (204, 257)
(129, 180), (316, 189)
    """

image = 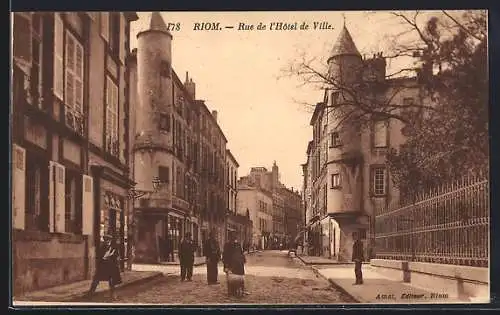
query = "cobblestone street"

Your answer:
(83, 251), (355, 304)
